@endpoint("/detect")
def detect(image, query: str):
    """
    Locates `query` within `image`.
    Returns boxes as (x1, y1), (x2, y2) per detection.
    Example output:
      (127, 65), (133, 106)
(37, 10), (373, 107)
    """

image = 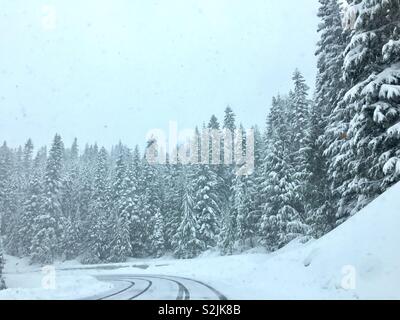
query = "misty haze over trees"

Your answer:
(1, 0), (400, 288)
